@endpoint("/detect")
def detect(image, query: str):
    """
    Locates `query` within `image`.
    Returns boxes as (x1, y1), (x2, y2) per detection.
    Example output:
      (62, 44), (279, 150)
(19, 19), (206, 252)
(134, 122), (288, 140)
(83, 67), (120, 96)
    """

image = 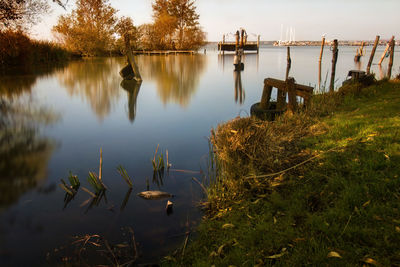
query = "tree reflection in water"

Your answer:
(56, 58), (122, 121)
(55, 55), (207, 123)
(0, 76), (57, 211)
(138, 54), (207, 107)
